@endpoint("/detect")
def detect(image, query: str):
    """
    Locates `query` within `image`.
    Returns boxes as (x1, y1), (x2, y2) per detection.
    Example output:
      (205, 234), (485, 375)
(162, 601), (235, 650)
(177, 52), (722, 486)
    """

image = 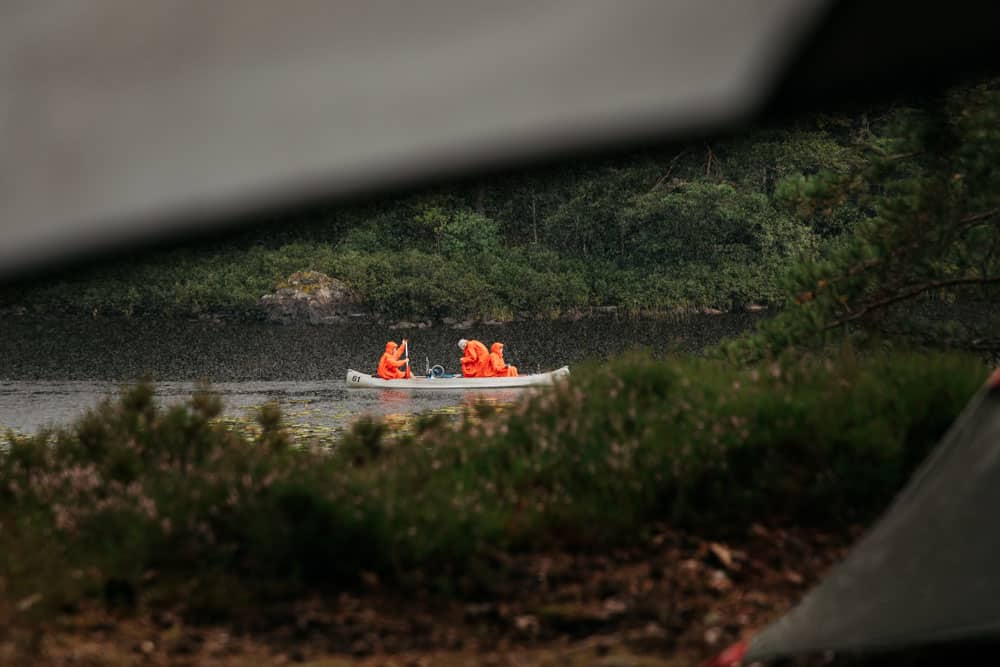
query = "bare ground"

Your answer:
(1, 522), (861, 667)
